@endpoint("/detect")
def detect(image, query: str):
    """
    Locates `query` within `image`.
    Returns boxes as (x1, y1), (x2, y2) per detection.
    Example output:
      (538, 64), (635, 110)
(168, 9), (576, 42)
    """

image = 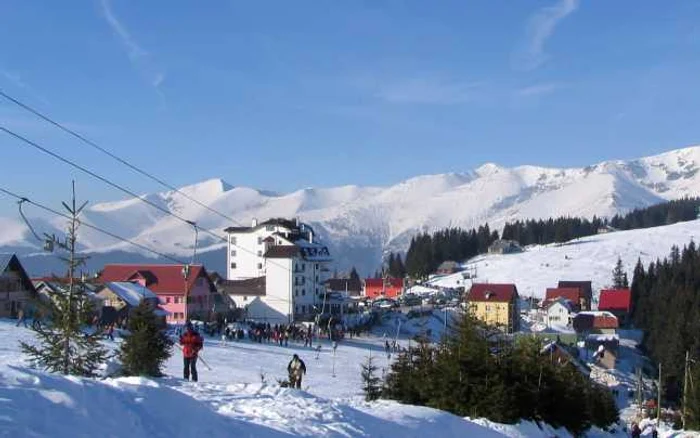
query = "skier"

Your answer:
(180, 321), (204, 382)
(287, 353), (307, 389)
